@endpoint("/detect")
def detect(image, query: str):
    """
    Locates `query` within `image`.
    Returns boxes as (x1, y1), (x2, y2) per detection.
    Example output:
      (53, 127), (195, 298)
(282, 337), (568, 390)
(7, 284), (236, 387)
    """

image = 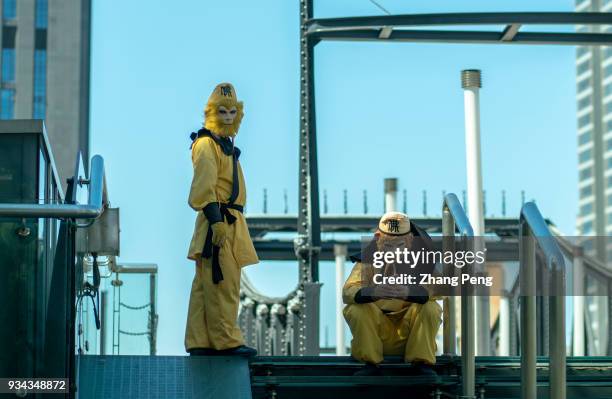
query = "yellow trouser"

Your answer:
(184, 254), (244, 351)
(343, 300), (442, 365)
